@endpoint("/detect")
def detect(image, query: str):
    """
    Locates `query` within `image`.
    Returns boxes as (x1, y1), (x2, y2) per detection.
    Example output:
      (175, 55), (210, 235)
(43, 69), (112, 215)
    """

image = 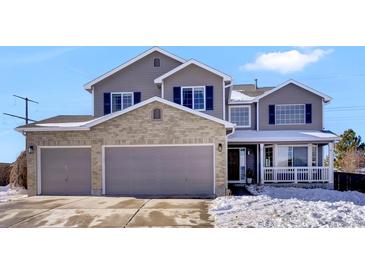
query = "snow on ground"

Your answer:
(210, 186), (365, 228)
(0, 185), (28, 203)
